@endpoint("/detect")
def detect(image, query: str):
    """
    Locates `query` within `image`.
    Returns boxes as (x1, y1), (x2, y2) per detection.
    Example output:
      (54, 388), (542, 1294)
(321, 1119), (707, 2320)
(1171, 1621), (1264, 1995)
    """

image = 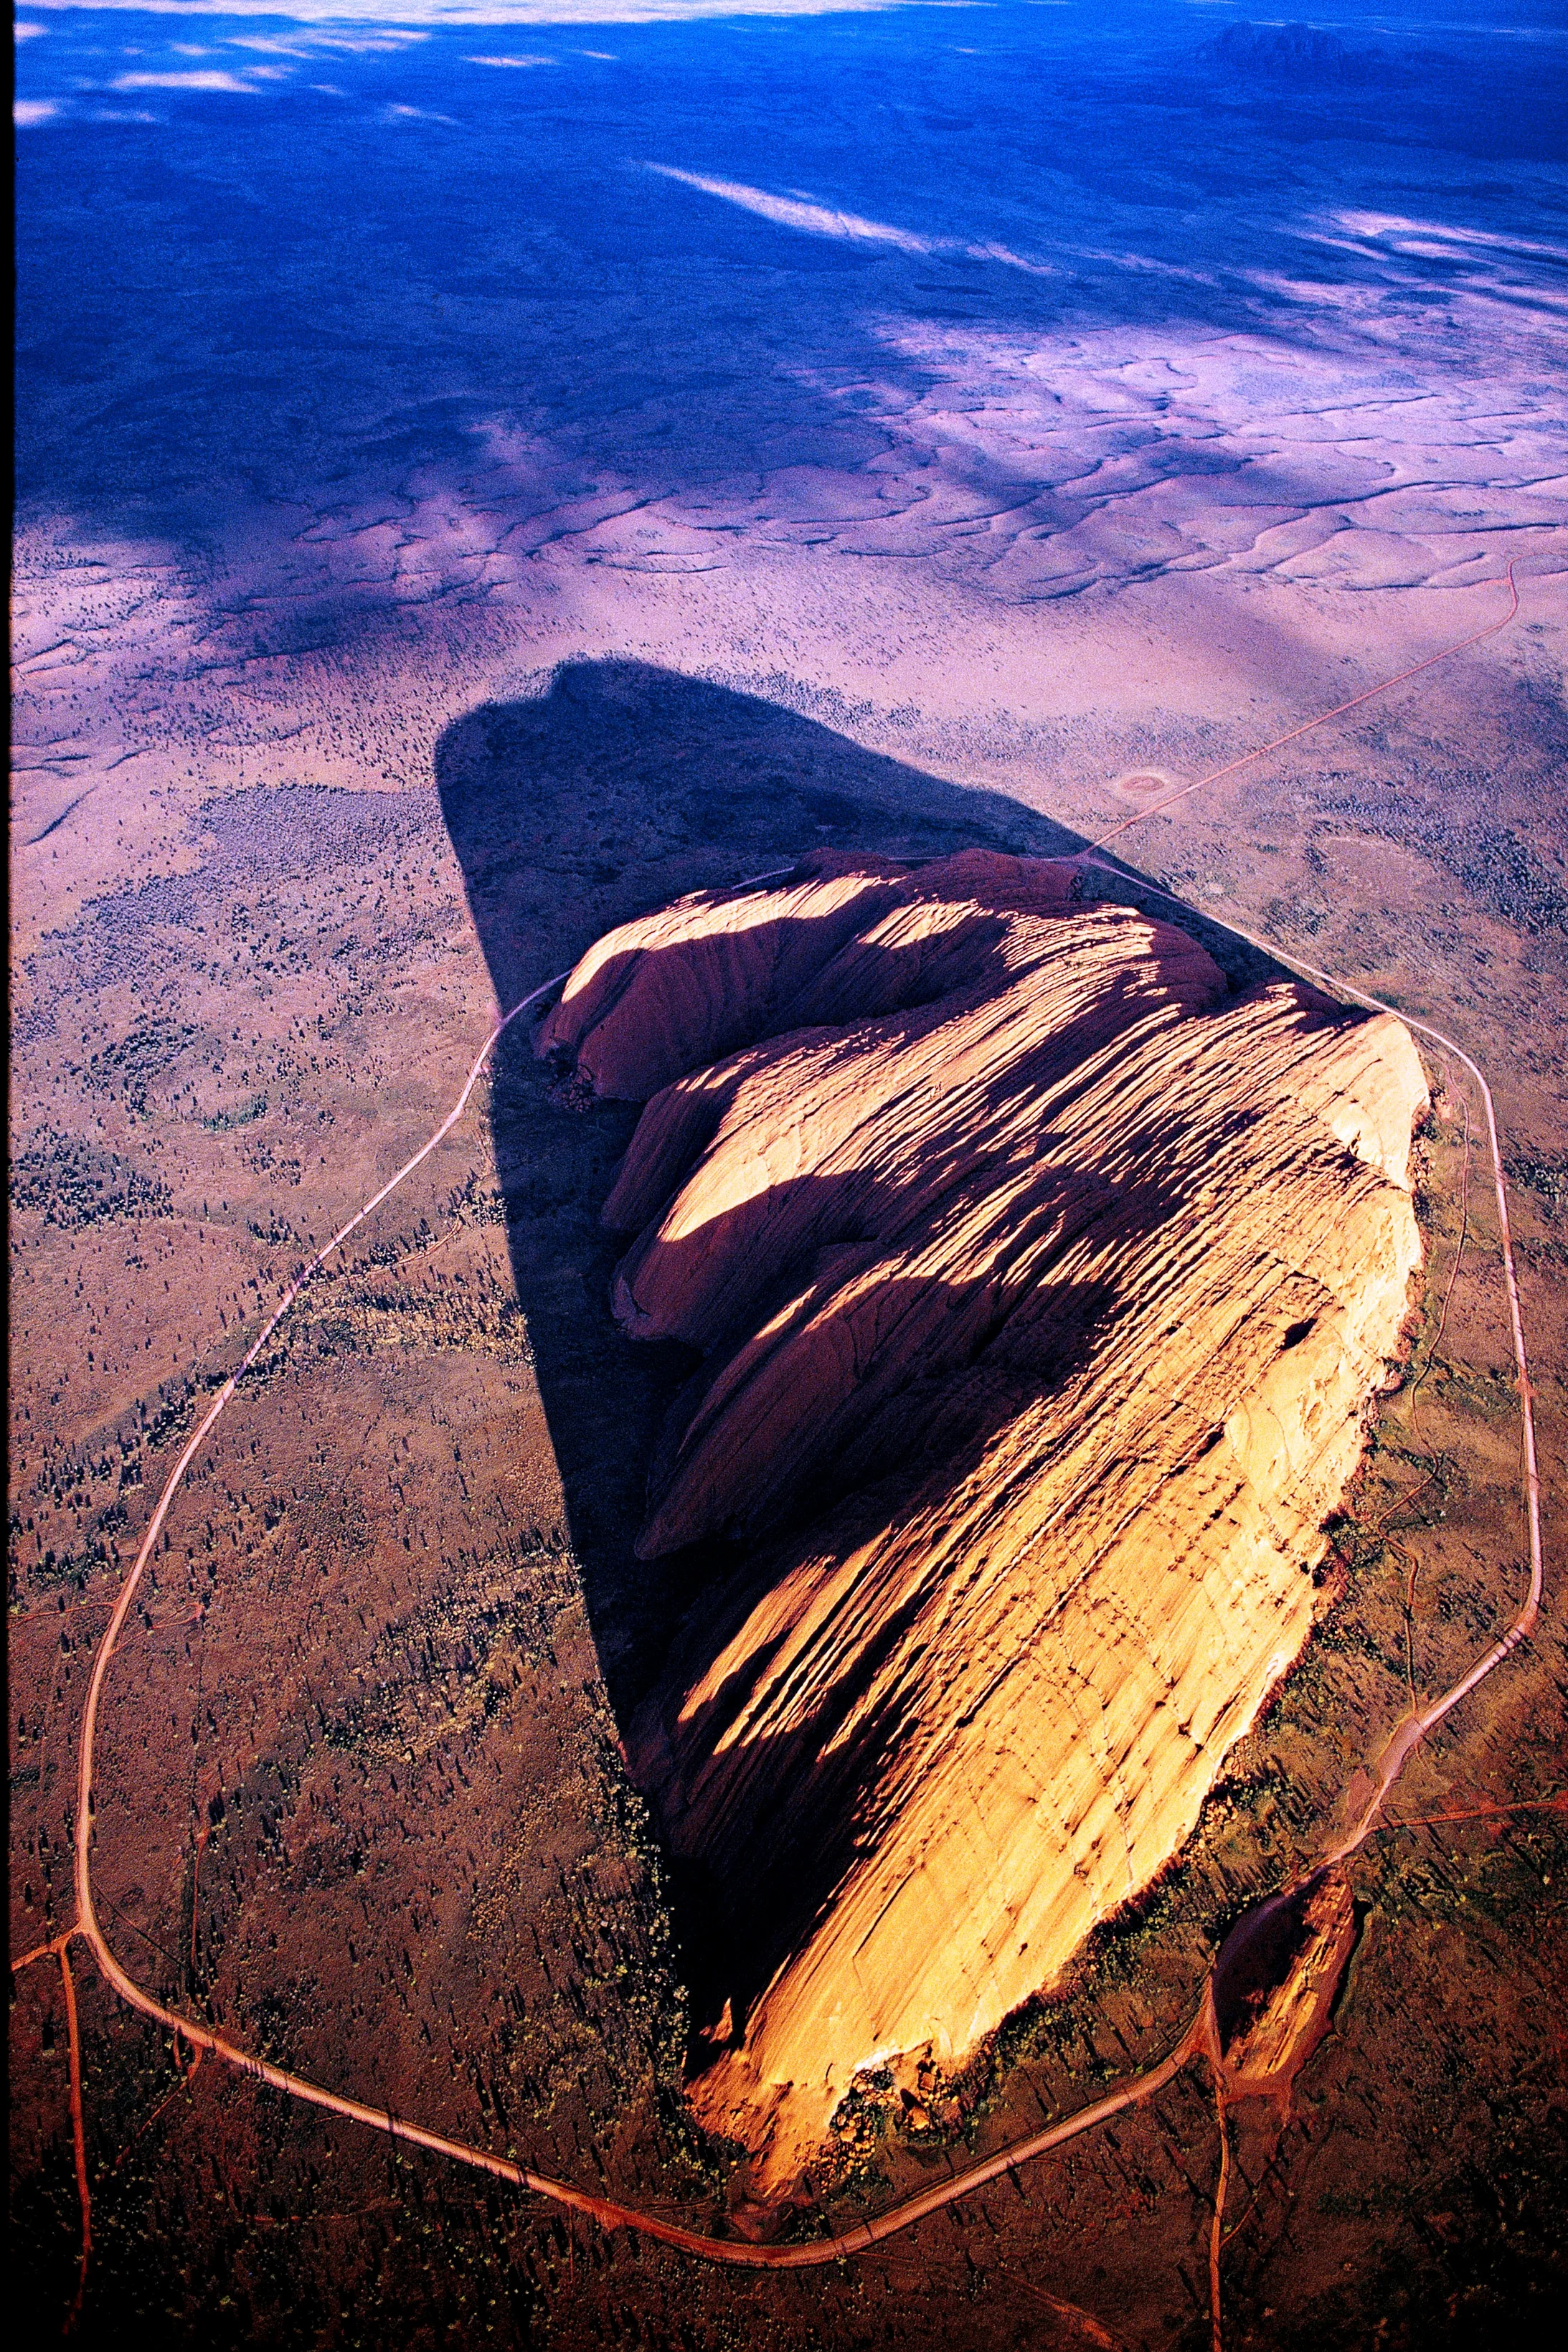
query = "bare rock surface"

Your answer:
(538, 850), (1427, 2185)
